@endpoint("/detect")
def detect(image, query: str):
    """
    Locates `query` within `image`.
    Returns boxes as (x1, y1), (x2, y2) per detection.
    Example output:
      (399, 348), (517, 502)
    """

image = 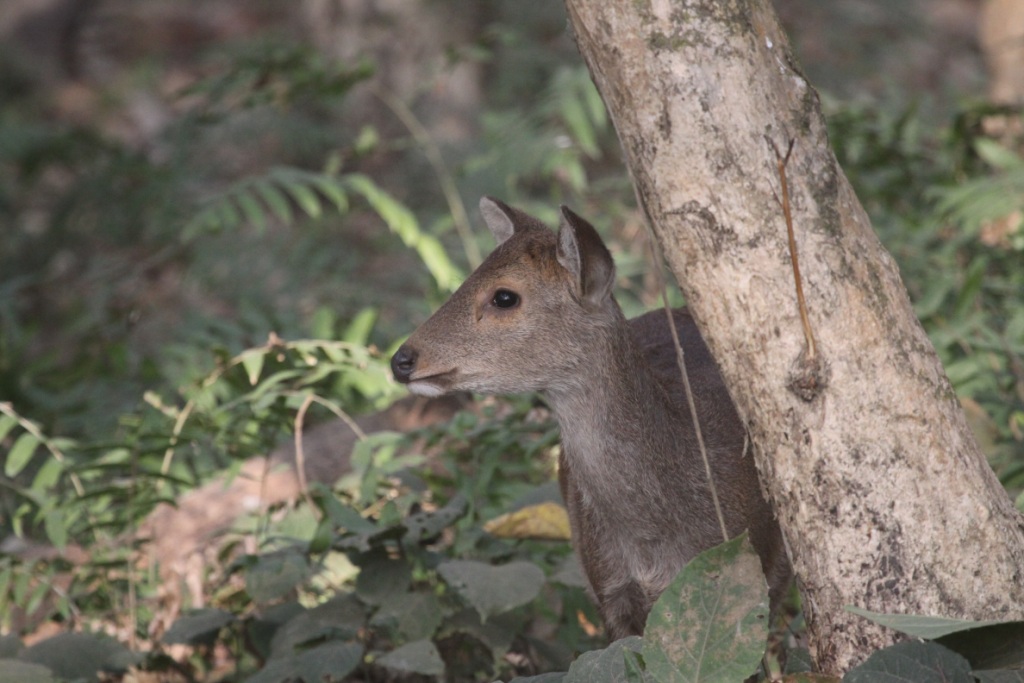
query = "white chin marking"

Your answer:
(407, 381), (446, 398)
